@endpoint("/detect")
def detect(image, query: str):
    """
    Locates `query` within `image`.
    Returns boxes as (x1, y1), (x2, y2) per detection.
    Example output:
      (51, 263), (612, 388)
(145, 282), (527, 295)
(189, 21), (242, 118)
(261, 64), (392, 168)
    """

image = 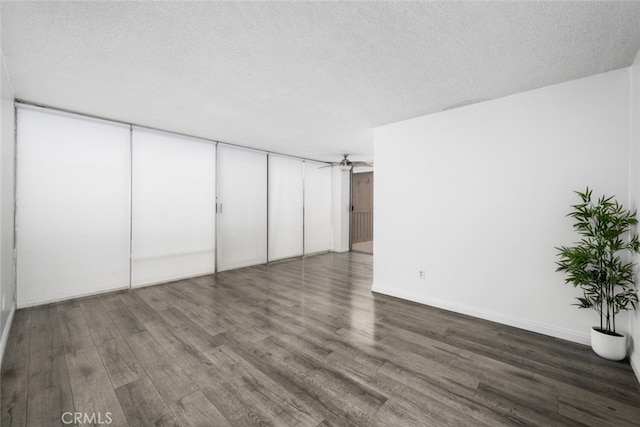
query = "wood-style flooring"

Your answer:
(351, 241), (373, 255)
(2, 252), (640, 426)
